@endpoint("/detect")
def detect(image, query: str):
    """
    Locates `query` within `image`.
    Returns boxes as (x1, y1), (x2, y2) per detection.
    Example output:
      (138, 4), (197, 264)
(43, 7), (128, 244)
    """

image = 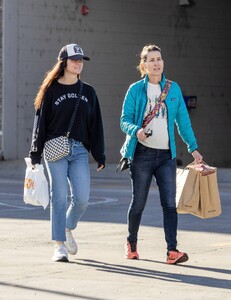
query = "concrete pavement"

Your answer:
(0, 160), (230, 300)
